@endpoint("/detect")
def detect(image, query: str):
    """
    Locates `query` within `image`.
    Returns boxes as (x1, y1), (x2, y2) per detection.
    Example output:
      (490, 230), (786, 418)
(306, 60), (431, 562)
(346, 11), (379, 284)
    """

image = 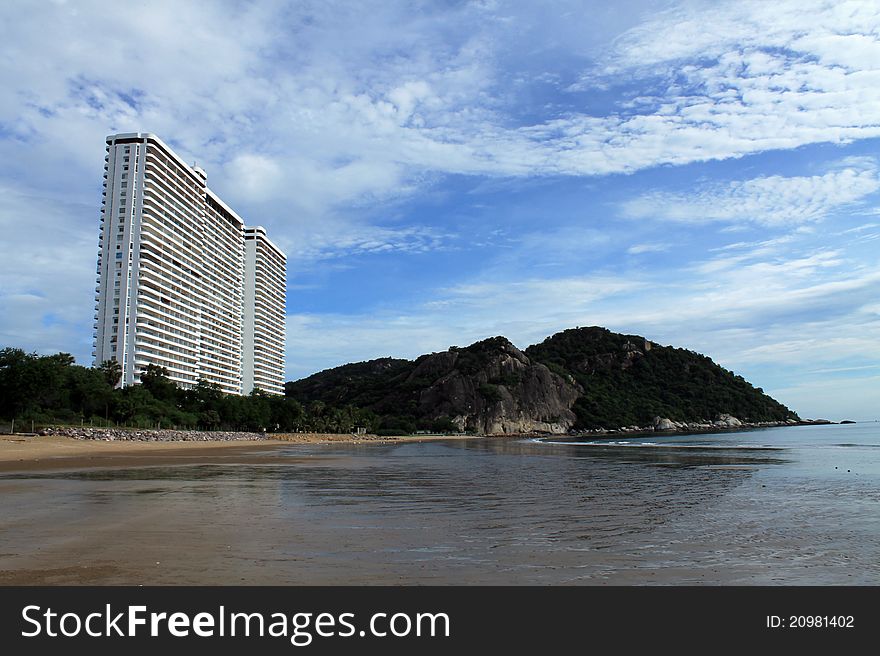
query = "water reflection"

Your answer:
(1, 427), (877, 585)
